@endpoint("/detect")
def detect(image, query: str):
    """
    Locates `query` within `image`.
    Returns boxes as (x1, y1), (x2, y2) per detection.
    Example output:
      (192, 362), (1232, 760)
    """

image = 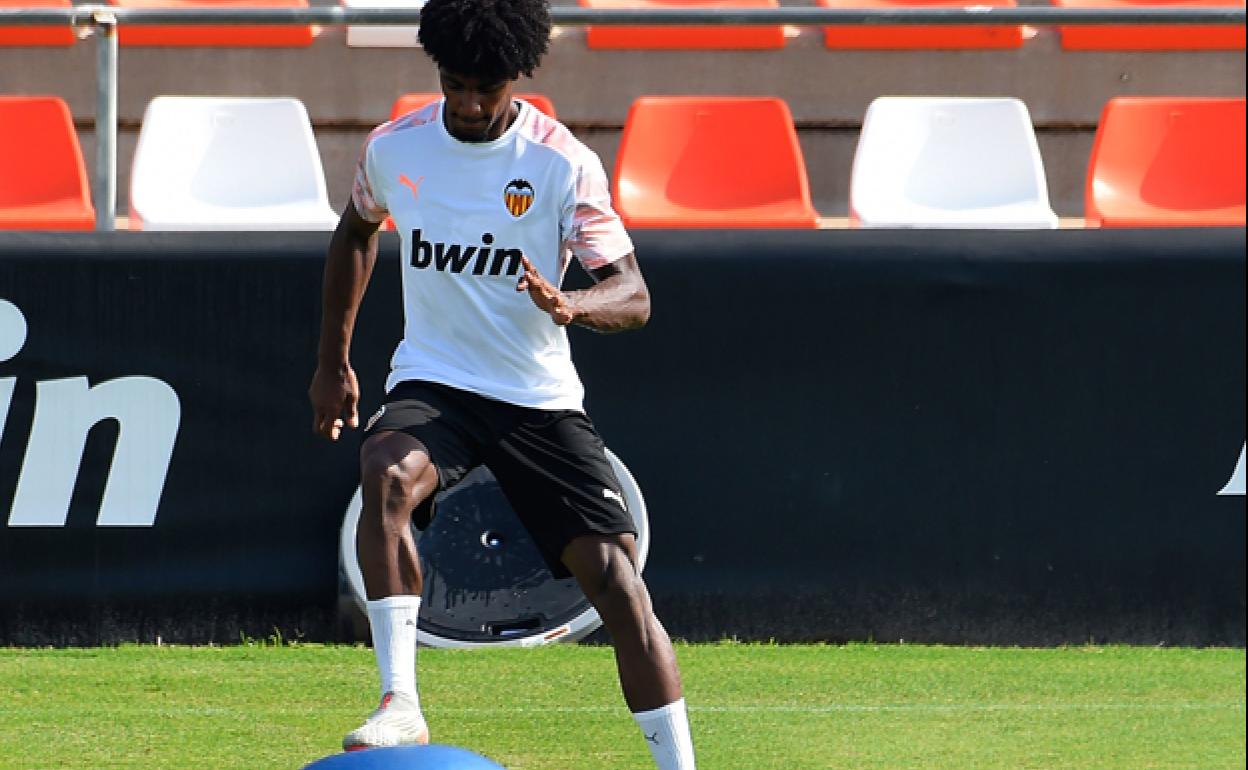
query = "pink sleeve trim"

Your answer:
(528, 111), (634, 271)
